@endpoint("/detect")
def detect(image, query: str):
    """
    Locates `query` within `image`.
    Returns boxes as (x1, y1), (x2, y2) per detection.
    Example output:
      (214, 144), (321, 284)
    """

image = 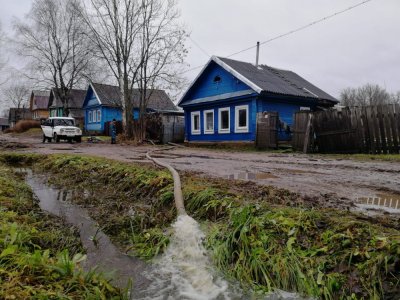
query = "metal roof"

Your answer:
(179, 56), (338, 105)
(49, 88), (87, 109)
(216, 57), (338, 102)
(89, 82), (178, 111)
